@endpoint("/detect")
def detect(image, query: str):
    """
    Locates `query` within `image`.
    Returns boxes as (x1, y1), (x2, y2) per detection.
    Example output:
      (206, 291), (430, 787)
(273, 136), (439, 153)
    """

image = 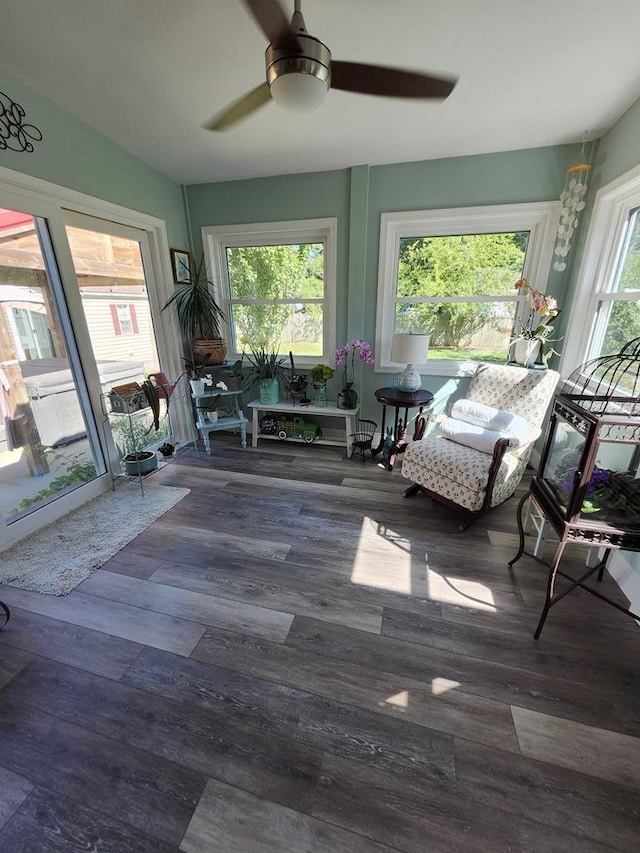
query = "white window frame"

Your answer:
(376, 202), (560, 377)
(562, 163), (640, 376)
(203, 218), (337, 366)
